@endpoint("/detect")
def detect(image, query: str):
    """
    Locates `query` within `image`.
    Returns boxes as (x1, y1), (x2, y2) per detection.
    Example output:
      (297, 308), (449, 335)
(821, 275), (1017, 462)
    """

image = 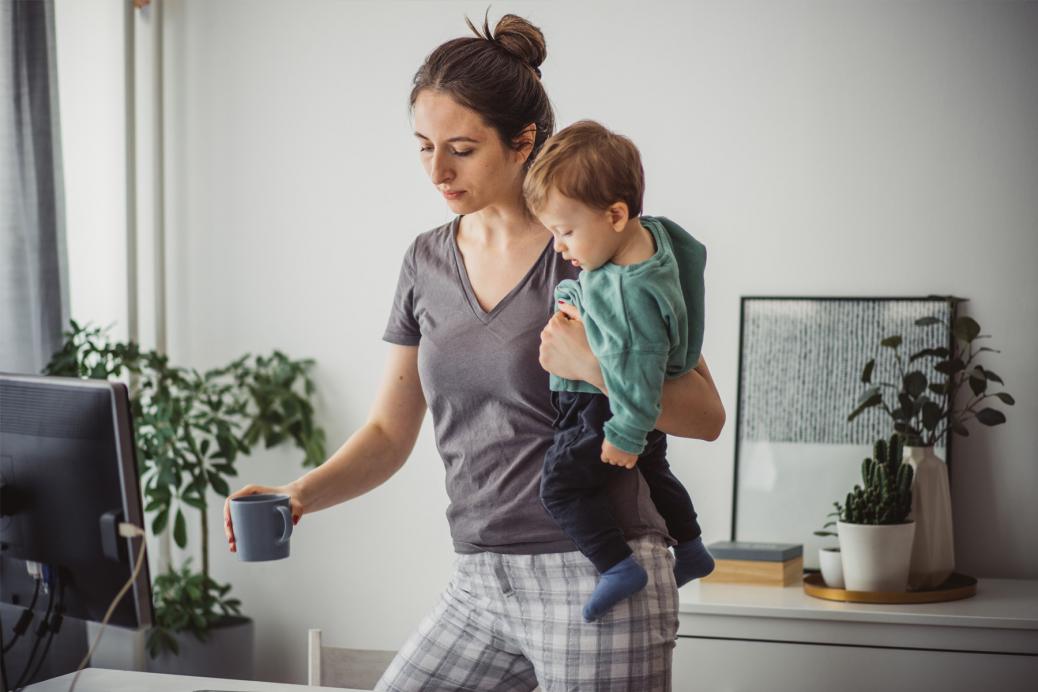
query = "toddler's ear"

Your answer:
(608, 202), (630, 231)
